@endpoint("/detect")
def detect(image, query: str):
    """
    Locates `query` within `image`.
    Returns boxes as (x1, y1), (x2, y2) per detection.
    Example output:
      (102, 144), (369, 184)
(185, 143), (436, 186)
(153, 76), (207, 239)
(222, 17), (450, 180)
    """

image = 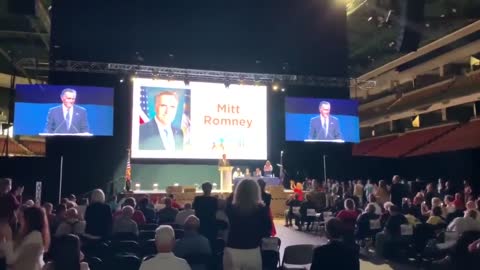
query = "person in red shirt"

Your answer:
(453, 192), (465, 210)
(167, 193), (181, 209)
(113, 197), (146, 225)
(291, 181), (304, 201)
(336, 198), (360, 243)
